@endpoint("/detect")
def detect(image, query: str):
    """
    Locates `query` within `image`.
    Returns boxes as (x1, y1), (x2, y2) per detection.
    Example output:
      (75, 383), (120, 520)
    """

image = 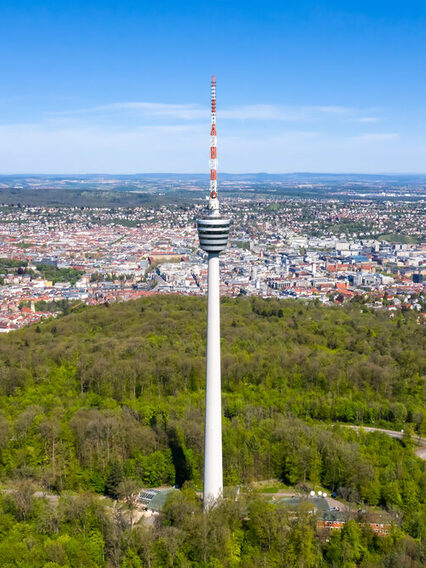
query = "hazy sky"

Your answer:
(1, 1), (426, 173)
